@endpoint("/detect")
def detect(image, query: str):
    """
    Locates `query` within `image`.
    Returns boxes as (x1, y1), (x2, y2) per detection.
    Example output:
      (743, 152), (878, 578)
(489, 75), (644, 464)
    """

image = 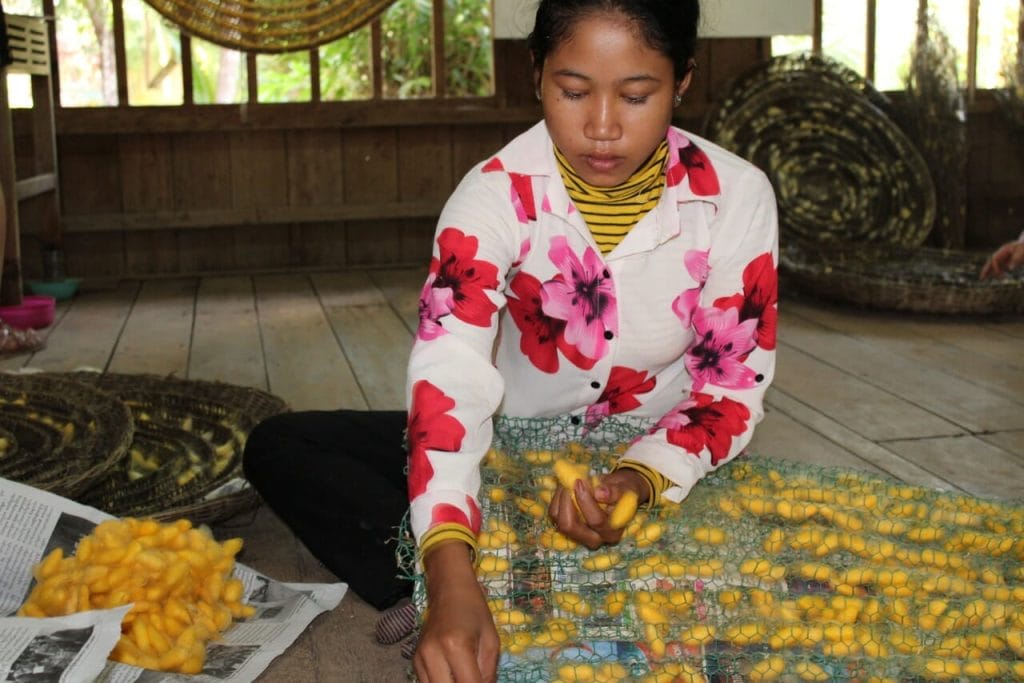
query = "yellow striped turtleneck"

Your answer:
(555, 141), (669, 254)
